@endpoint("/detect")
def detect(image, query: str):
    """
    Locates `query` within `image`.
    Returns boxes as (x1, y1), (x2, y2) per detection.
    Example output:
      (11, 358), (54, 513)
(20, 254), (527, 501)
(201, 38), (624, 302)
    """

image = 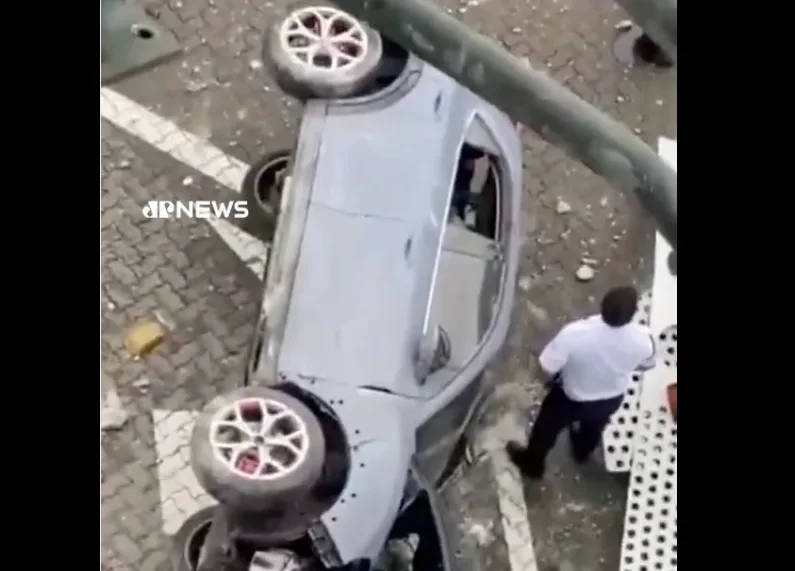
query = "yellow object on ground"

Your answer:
(124, 320), (165, 358)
